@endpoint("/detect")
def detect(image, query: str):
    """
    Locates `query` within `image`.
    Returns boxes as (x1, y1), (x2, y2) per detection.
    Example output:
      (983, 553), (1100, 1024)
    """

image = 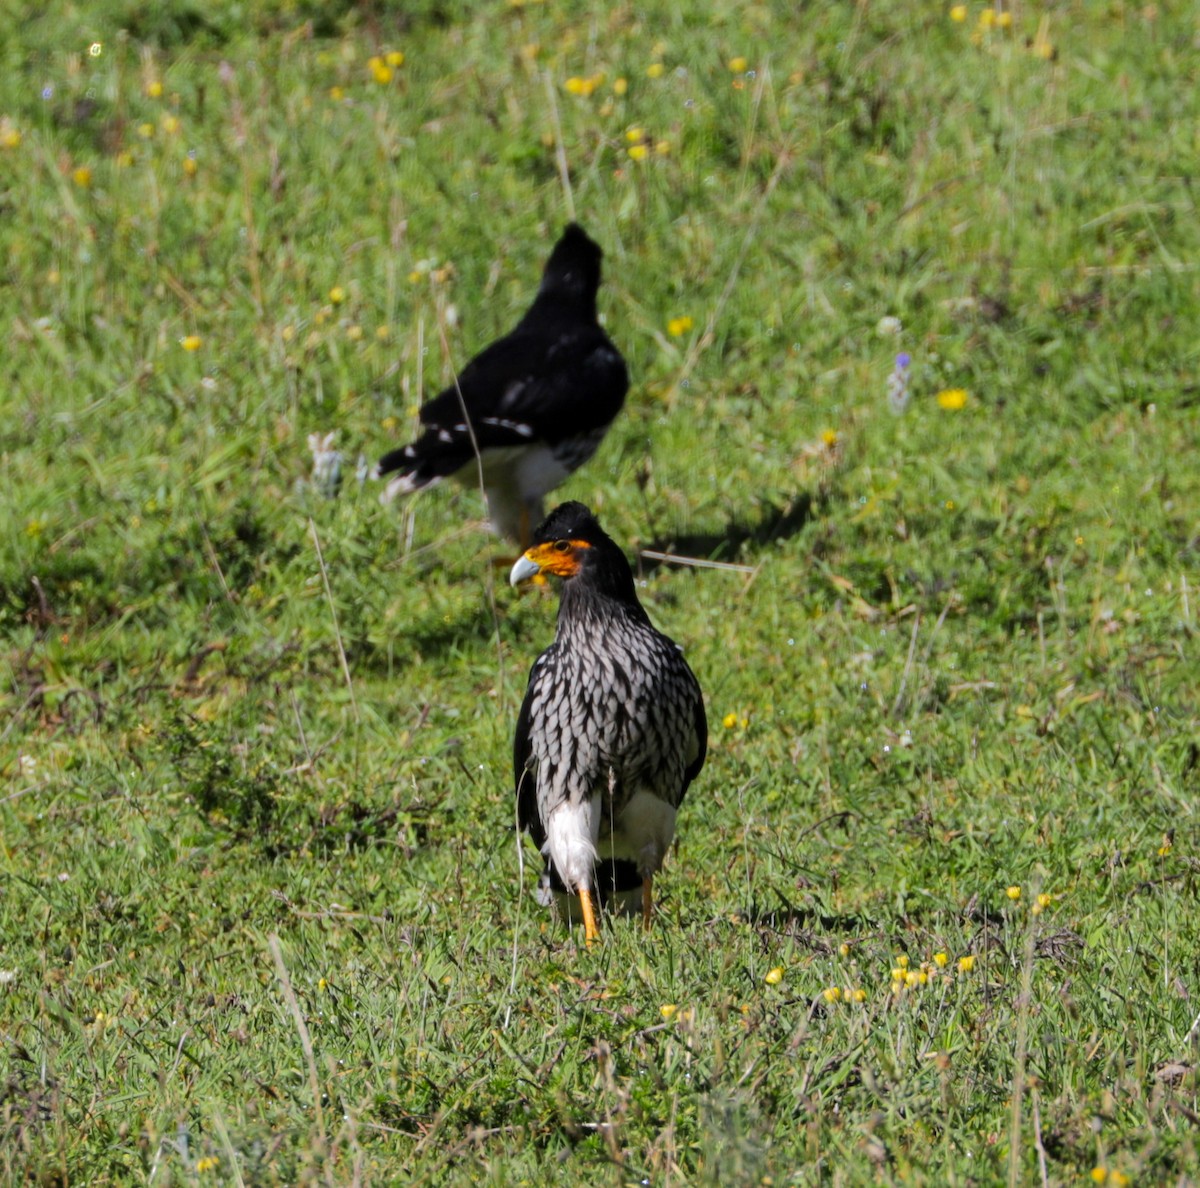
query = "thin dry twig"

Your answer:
(268, 935), (328, 1155)
(542, 70), (576, 221)
(891, 610), (922, 719)
(308, 517), (360, 725)
(676, 144), (792, 393)
(210, 1110), (248, 1188)
(638, 549), (758, 575)
(431, 308), (507, 698)
(1006, 895), (1039, 1188)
